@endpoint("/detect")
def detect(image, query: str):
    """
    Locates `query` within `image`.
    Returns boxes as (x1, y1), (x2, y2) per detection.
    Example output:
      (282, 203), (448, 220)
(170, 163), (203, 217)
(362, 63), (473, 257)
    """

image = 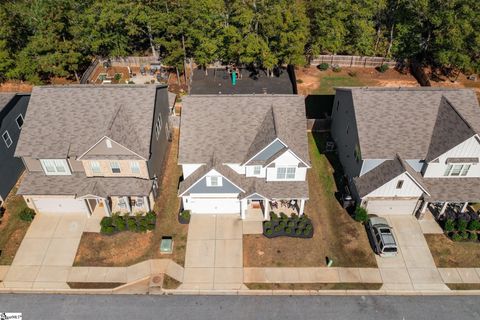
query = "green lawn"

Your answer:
(0, 187), (31, 265)
(315, 75), (366, 94)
